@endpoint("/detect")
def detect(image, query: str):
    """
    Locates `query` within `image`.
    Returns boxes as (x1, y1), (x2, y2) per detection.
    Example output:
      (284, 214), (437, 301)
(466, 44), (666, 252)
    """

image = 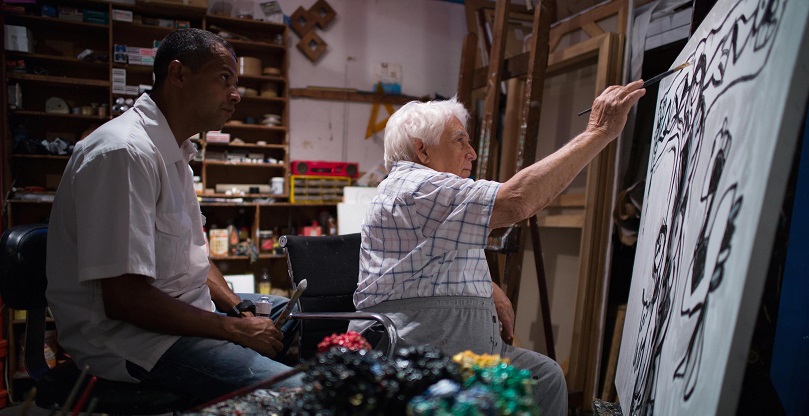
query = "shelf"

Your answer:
(128, 1), (209, 17)
(204, 161), (286, 168)
(11, 154), (70, 160)
(4, 52), (109, 68)
(290, 88), (424, 105)
(225, 38), (285, 53)
(221, 124), (287, 132)
(237, 74), (286, 83)
(11, 110), (108, 121)
(205, 14), (286, 35)
(238, 96), (287, 104)
(201, 193), (288, 199)
(3, 14), (109, 30)
(203, 142), (287, 150)
(112, 20), (182, 35)
(8, 73), (110, 88)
